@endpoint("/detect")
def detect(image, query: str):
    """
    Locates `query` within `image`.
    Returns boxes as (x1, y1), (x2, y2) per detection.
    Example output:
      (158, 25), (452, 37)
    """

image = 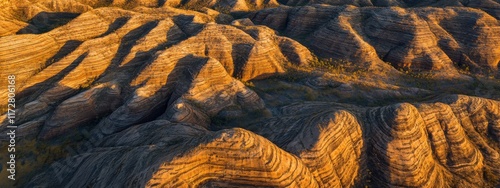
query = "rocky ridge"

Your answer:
(0, 0), (499, 187)
(0, 6), (312, 140)
(251, 4), (500, 75)
(22, 95), (500, 187)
